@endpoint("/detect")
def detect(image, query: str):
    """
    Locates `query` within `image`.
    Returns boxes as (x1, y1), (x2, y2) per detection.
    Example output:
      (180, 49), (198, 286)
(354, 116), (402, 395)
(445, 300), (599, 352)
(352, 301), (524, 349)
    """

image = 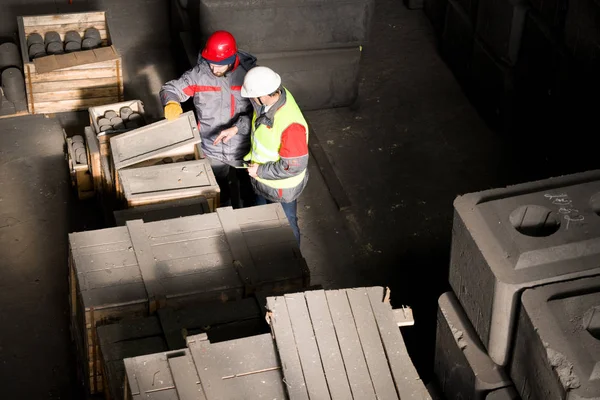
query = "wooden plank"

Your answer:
(0, 110), (29, 120)
(29, 96), (120, 114)
(84, 126), (102, 193)
(28, 67), (118, 82)
(266, 296), (309, 400)
(216, 207), (259, 289)
(366, 287), (430, 400)
(158, 307), (186, 350)
(284, 292), (331, 399)
(306, 123), (352, 211)
(32, 46), (120, 73)
(33, 86), (119, 102)
(346, 288), (399, 399)
(22, 12), (107, 26)
(188, 333), (284, 400)
(168, 353), (205, 400)
(119, 160), (214, 194)
(126, 220), (166, 312)
(305, 290), (353, 400)
(110, 111), (200, 170)
(17, 17), (29, 70)
(30, 59), (120, 74)
(32, 77), (119, 93)
(326, 289), (377, 399)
